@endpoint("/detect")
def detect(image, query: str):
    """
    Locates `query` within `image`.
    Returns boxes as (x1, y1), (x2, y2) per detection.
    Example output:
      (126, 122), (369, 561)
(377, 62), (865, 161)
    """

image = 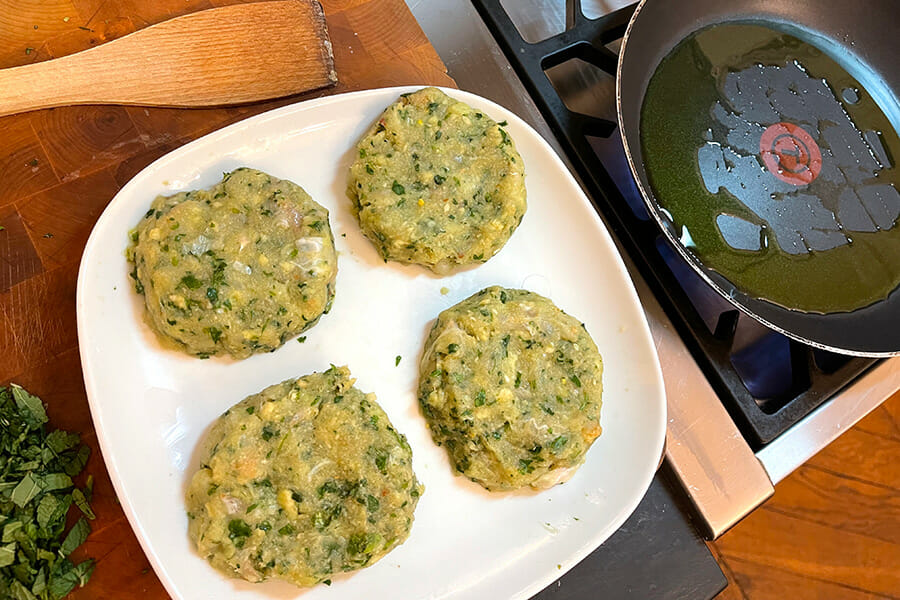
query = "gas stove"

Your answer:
(407, 0), (900, 538)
